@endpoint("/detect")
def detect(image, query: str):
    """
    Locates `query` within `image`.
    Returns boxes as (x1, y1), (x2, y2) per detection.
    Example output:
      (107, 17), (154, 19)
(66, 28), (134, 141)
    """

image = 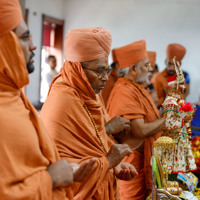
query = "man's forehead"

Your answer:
(140, 57), (149, 65)
(15, 20), (29, 36)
